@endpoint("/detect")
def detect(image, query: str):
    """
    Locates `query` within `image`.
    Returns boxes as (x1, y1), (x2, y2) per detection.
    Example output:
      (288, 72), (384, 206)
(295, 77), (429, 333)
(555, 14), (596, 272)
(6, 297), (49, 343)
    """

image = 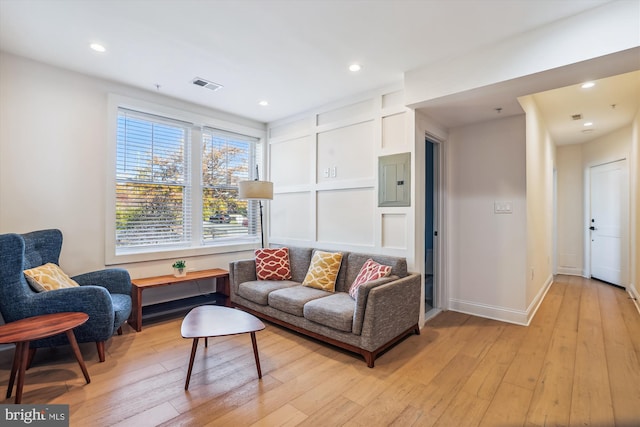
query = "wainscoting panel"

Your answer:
(381, 213), (407, 249)
(317, 188), (374, 245)
(271, 135), (313, 186)
(317, 121), (375, 183)
(271, 192), (313, 241)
